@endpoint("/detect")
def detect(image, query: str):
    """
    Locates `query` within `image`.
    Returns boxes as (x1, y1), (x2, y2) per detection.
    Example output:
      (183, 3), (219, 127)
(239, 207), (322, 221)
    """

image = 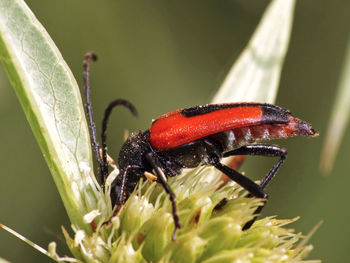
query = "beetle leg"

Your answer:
(208, 156), (268, 230)
(202, 139), (269, 229)
(224, 144), (287, 190)
(223, 144), (287, 230)
(202, 139), (266, 197)
(209, 156), (267, 199)
(145, 152), (182, 241)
